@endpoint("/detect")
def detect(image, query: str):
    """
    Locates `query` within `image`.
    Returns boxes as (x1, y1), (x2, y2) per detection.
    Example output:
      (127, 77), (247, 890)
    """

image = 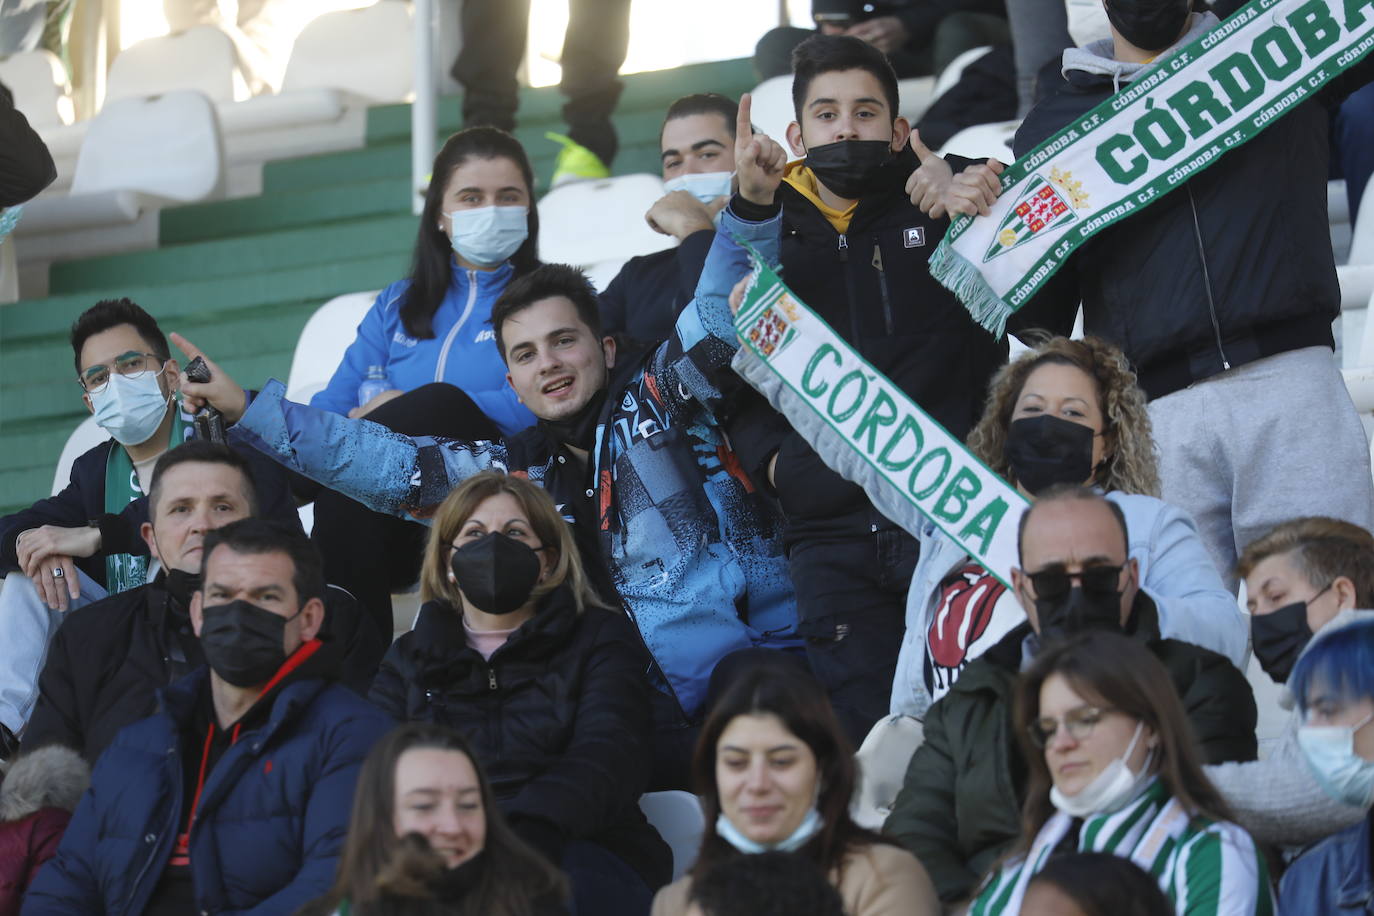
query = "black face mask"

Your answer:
(1104, 0), (1190, 51)
(1251, 594), (1322, 683)
(803, 139), (894, 200)
(450, 532), (543, 616)
(1005, 415), (1097, 496)
(199, 599), (297, 687)
(1035, 585), (1124, 639)
(431, 849), (487, 898)
(539, 388), (607, 454)
(164, 568), (201, 609)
